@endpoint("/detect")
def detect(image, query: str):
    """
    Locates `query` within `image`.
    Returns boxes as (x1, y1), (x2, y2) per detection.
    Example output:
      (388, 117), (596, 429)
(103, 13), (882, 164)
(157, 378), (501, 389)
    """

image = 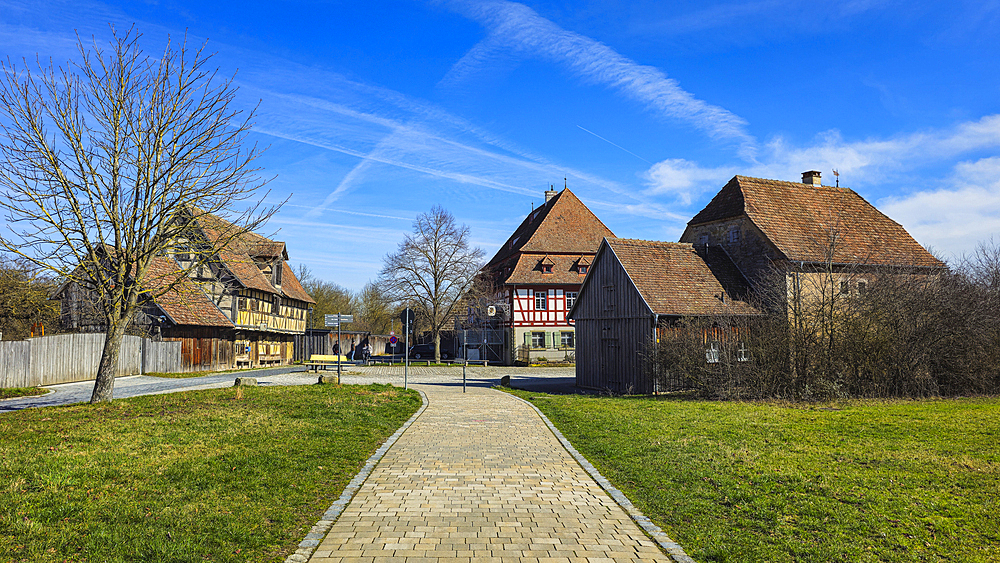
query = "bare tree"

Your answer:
(356, 281), (397, 335)
(296, 265), (356, 329)
(0, 254), (60, 340)
(379, 206), (484, 362)
(0, 28), (275, 402)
